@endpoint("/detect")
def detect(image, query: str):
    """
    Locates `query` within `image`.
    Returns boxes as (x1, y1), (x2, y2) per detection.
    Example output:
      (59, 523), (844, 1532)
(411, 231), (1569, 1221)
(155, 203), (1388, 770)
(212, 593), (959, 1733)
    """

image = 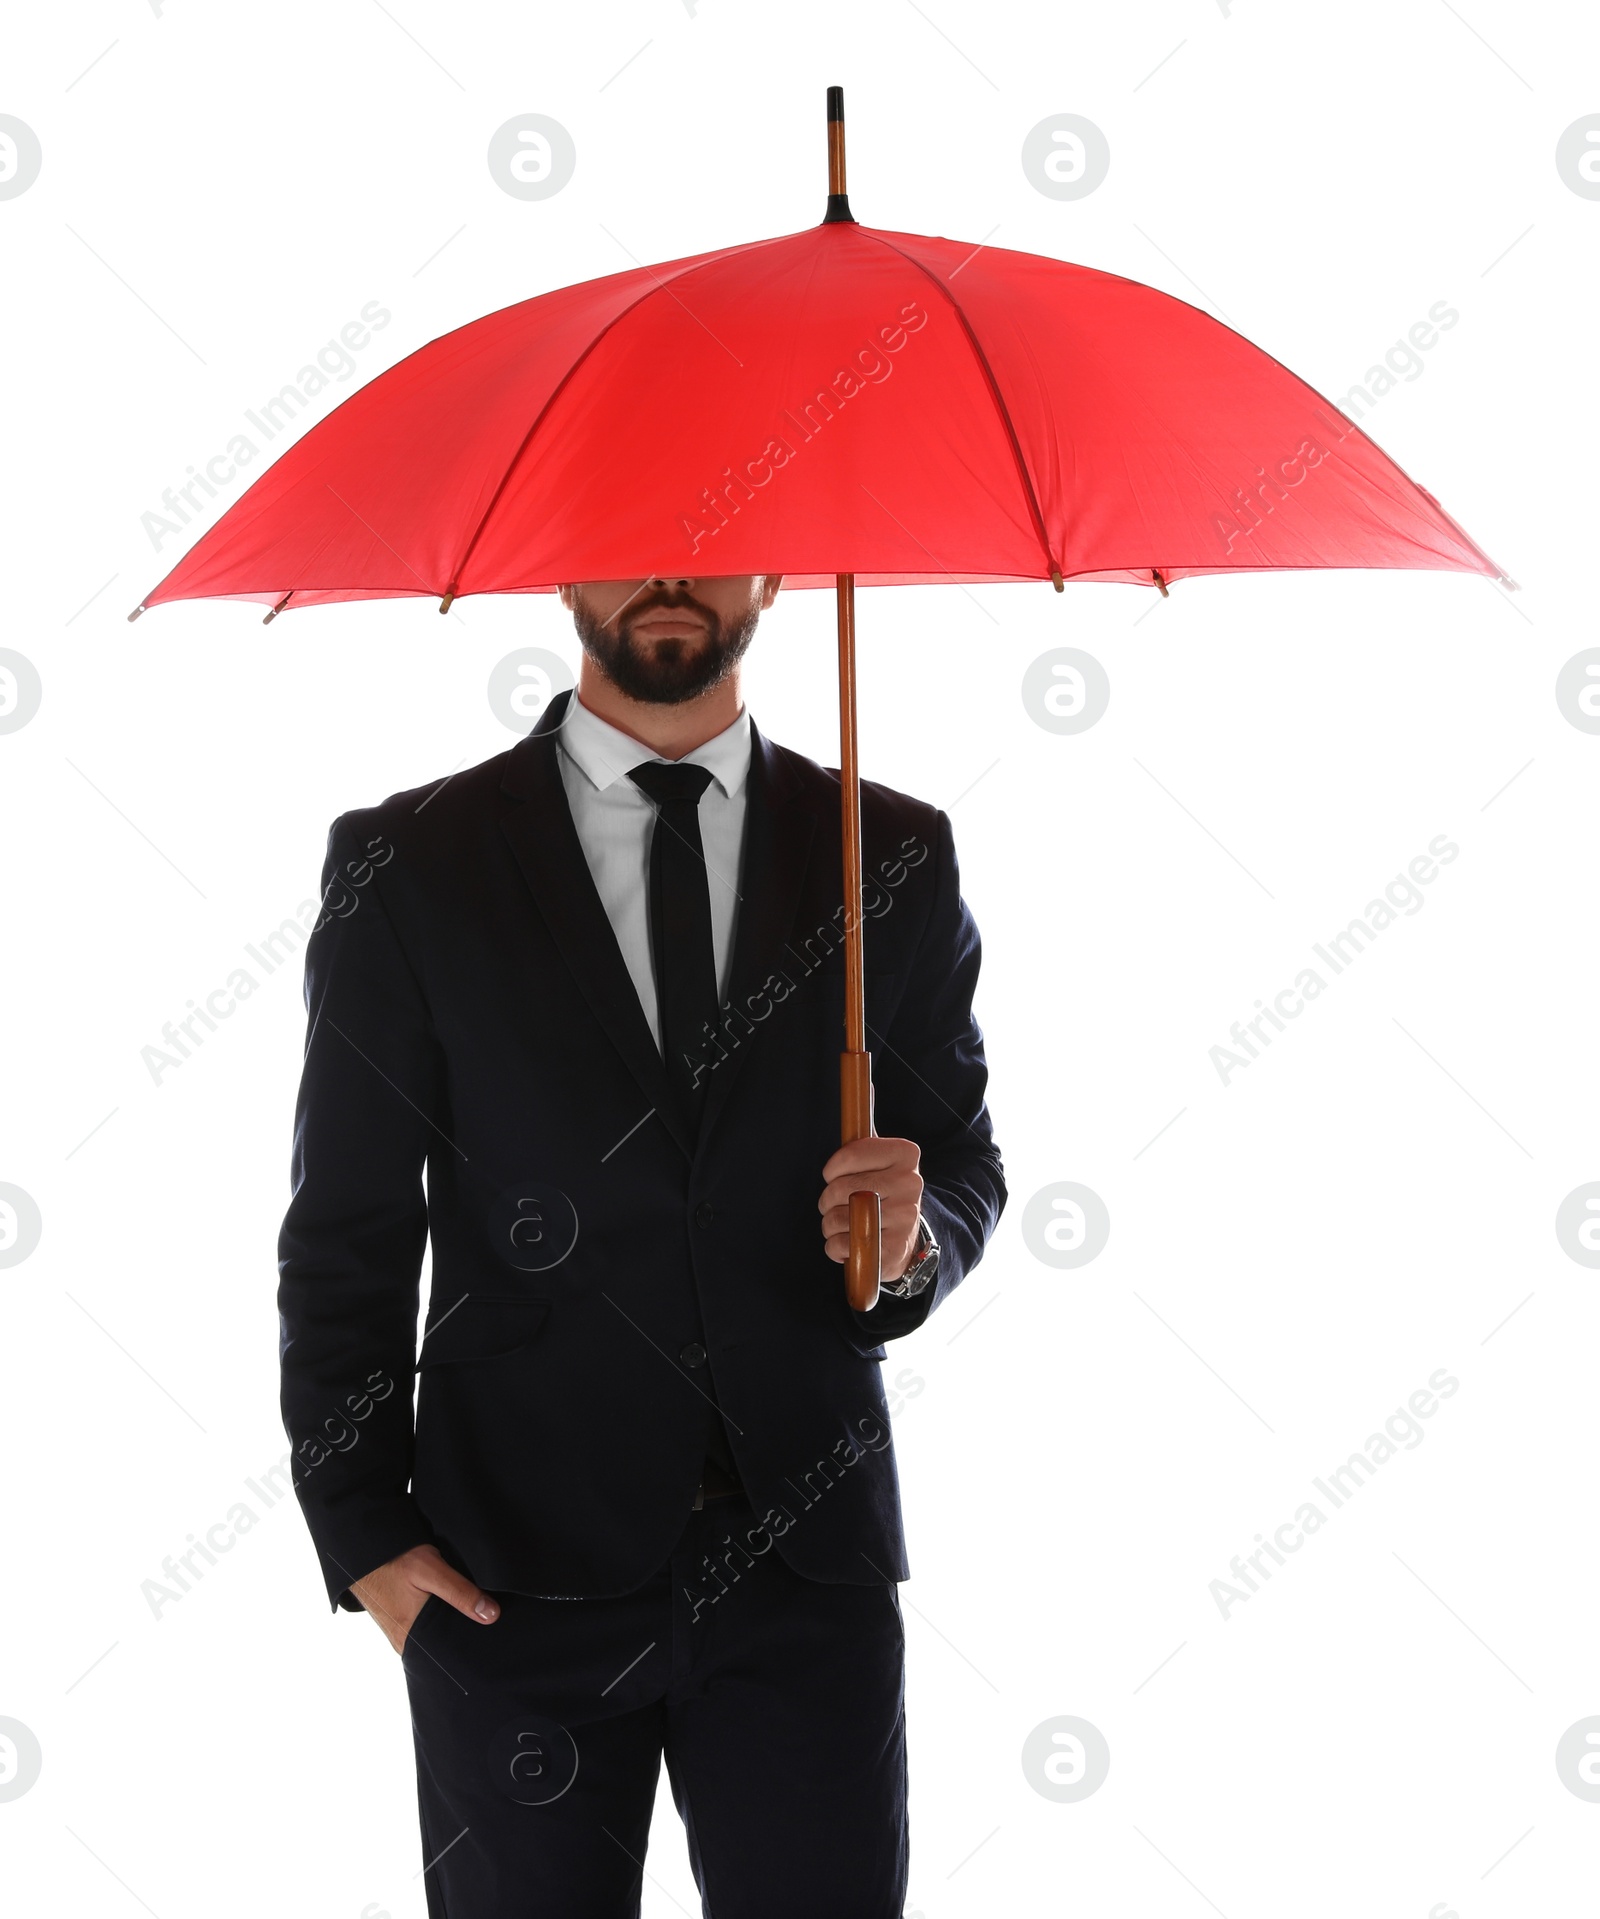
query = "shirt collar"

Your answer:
(559, 693), (753, 800)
